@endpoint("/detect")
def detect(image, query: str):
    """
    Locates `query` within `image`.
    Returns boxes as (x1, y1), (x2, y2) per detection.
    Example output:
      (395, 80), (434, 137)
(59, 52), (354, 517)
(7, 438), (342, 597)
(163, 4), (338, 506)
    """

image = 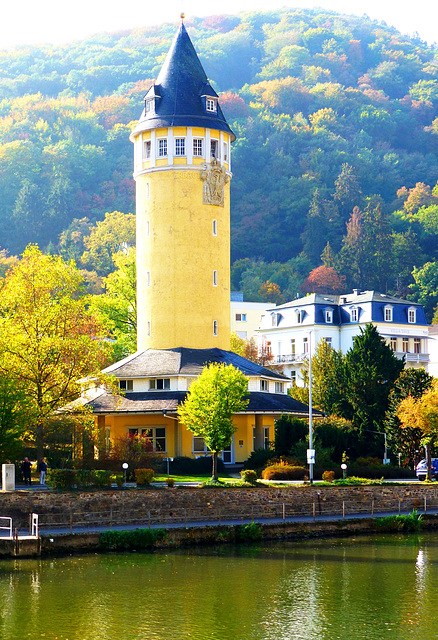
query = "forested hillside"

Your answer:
(2, 9), (438, 314)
